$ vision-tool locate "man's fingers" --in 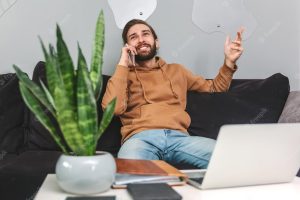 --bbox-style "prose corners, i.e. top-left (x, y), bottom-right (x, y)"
top-left (125, 43), bottom-right (137, 55)
top-left (232, 41), bottom-right (241, 46)
top-left (235, 27), bottom-right (245, 42)
top-left (233, 27), bottom-right (244, 42)
top-left (225, 36), bottom-right (231, 46)
top-left (230, 46), bottom-right (243, 52)
top-left (237, 32), bottom-right (242, 41)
